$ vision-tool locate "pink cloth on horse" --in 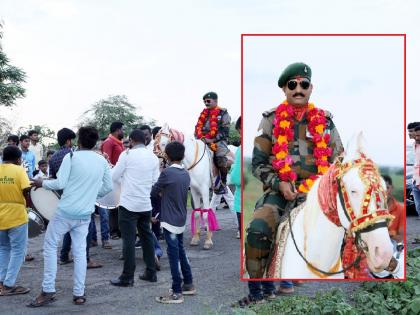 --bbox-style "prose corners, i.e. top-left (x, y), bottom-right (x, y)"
top-left (190, 208), bottom-right (220, 235)
top-left (170, 128), bottom-right (184, 144)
